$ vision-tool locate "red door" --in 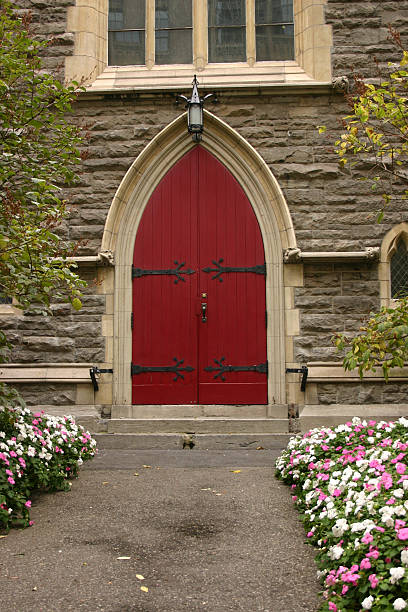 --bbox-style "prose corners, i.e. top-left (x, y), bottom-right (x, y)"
top-left (132, 147), bottom-right (267, 405)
